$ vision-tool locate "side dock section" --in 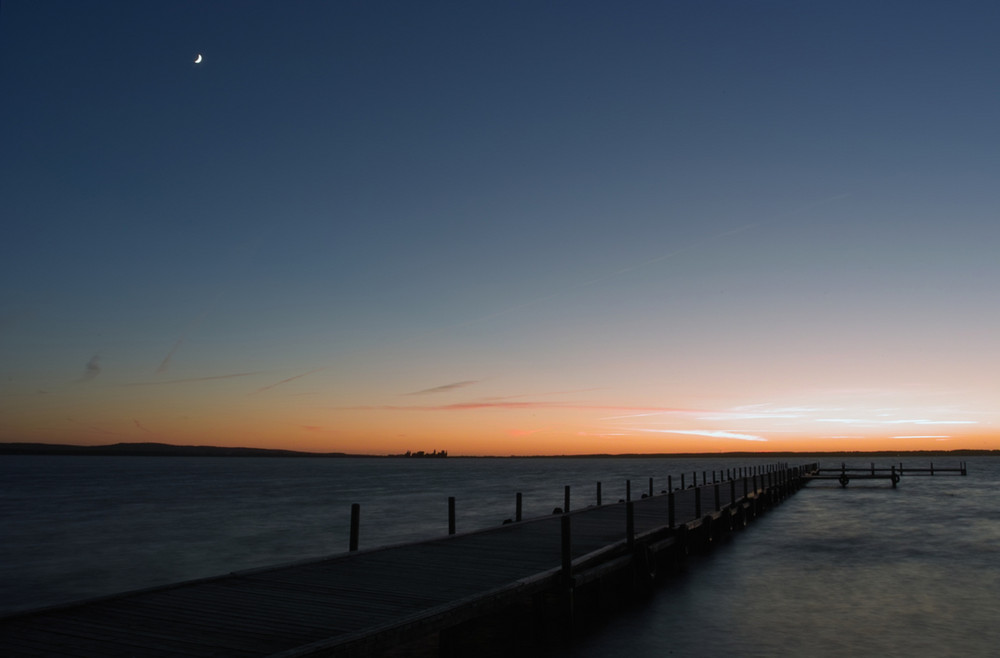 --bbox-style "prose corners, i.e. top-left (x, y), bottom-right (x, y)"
top-left (1, 463), bottom-right (816, 657)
